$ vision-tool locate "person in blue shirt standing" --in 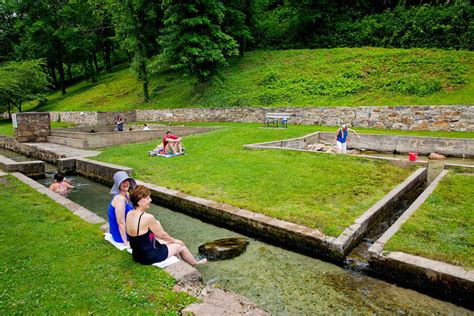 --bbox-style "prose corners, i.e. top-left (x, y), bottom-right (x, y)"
top-left (334, 124), bottom-right (360, 154)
